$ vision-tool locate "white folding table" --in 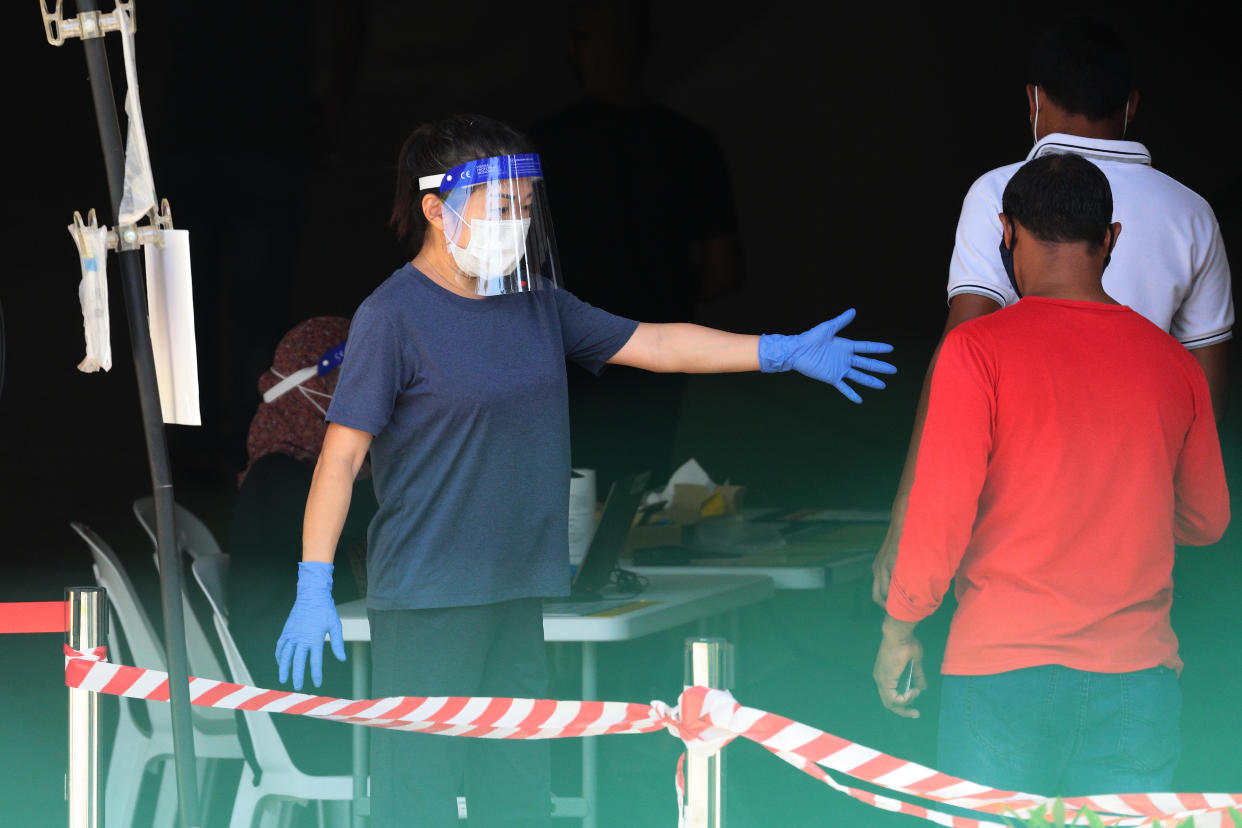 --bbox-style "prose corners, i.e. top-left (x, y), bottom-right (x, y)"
top-left (337, 572), bottom-right (775, 827)
top-left (621, 551), bottom-right (876, 590)
top-left (621, 508), bottom-right (890, 591)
